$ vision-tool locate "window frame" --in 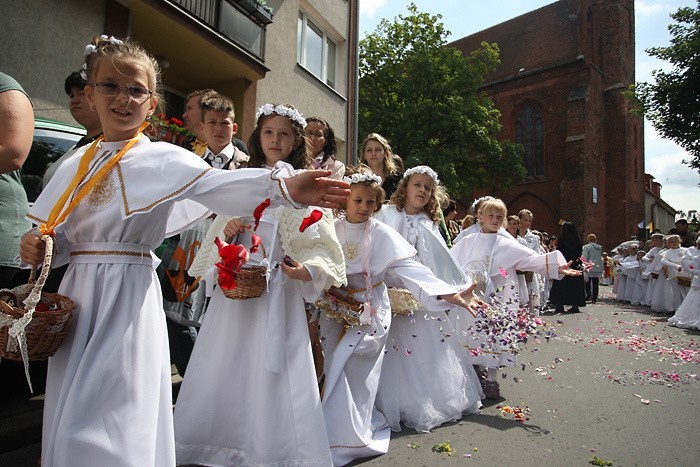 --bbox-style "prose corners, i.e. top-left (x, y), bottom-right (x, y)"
top-left (515, 104), bottom-right (545, 179)
top-left (297, 10), bottom-right (337, 89)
